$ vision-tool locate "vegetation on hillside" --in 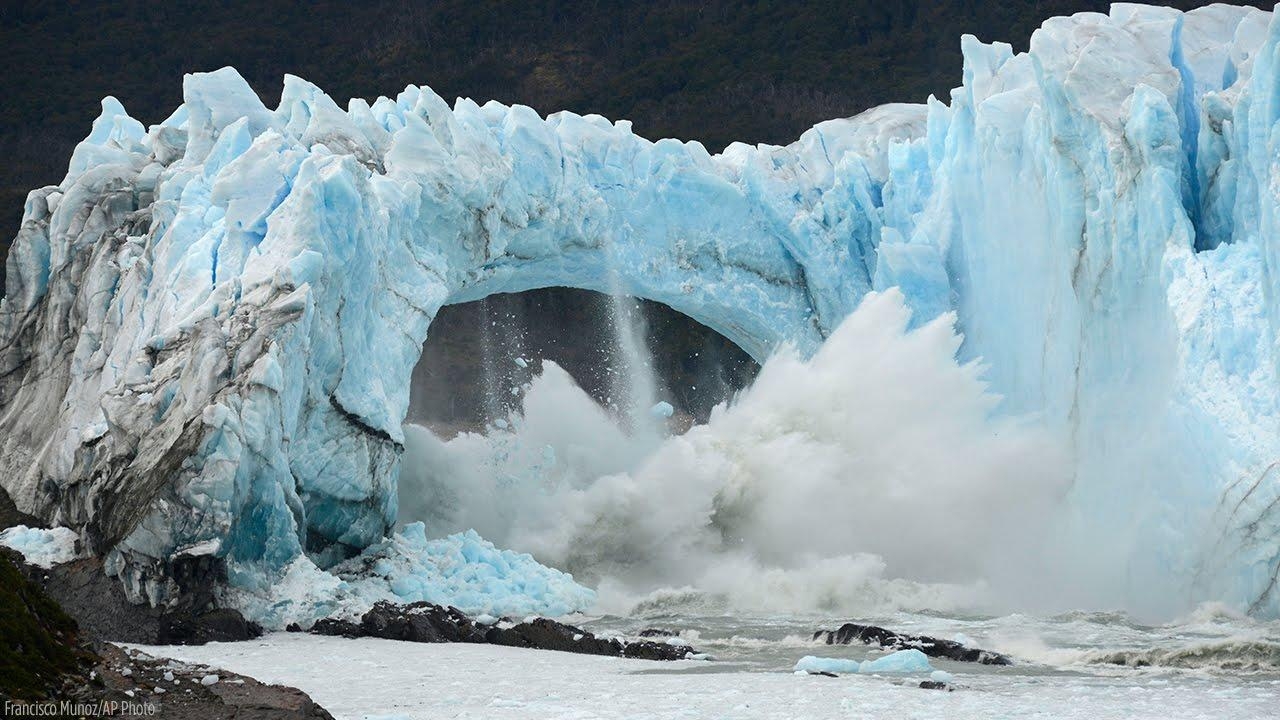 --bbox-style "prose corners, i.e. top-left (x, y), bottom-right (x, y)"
top-left (0, 551), bottom-right (94, 701)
